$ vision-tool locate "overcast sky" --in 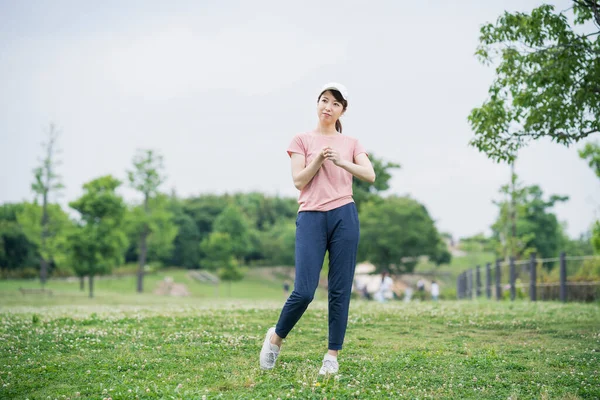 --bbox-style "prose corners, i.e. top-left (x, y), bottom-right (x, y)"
top-left (1, 0), bottom-right (598, 240)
